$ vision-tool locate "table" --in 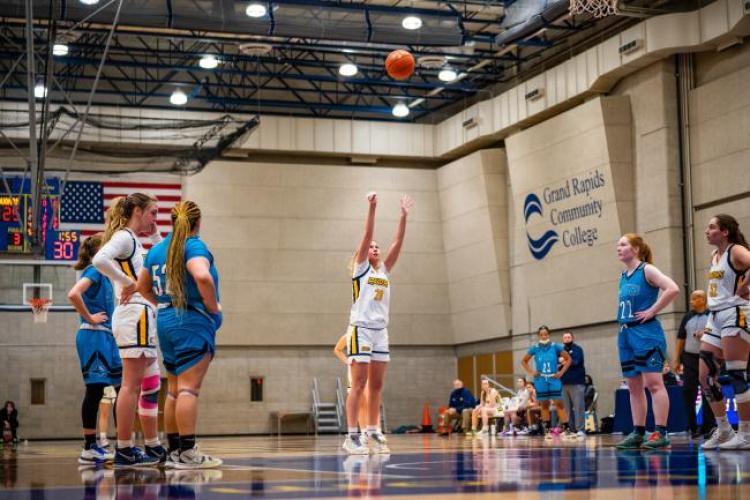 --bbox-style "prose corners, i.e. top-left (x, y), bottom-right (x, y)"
top-left (613, 385), bottom-right (688, 434)
top-left (271, 411), bottom-right (314, 437)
